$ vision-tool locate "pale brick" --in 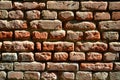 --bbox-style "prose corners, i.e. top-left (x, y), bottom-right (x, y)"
top-left (0, 71), bottom-right (6, 80)
top-left (76, 12), bottom-right (93, 20)
top-left (0, 20), bottom-right (9, 30)
top-left (2, 53), bottom-right (17, 61)
top-left (0, 1), bottom-right (12, 9)
top-left (109, 2), bottom-right (120, 10)
top-left (80, 63), bottom-right (113, 71)
top-left (60, 72), bottom-right (74, 80)
top-left (35, 52), bottom-right (51, 61)
top-left (109, 42), bottom-right (120, 51)
top-left (66, 30), bottom-right (83, 41)
top-left (14, 62), bottom-right (45, 71)
top-left (93, 72), bottom-right (108, 80)
top-left (42, 10), bottom-right (57, 20)
top-left (47, 1), bottom-right (79, 10)
top-left (114, 63), bottom-right (120, 70)
top-left (0, 31), bottom-right (13, 40)
top-left (0, 63), bottom-right (13, 70)
top-left (70, 52), bottom-right (85, 61)
top-left (94, 12), bottom-right (110, 20)
top-left (85, 30), bottom-right (100, 40)
top-left (38, 3), bottom-right (45, 9)
top-left (76, 71), bottom-right (92, 80)
top-left (87, 52), bottom-right (102, 61)
top-left (47, 62), bottom-right (78, 71)
top-left (99, 21), bottom-right (120, 30)
top-left (75, 42), bottom-right (108, 52)
top-left (41, 72), bottom-right (57, 80)
top-left (49, 30), bottom-right (65, 40)
top-left (24, 71), bottom-right (40, 80)
top-left (19, 52), bottom-right (34, 62)
top-left (0, 10), bottom-right (8, 19)
top-left (81, 1), bottom-right (107, 10)
top-left (9, 10), bottom-right (24, 19)
top-left (110, 72), bottom-right (120, 80)
top-left (13, 2), bottom-right (23, 9)
top-left (0, 42), bottom-right (2, 51)
top-left (104, 52), bottom-right (119, 61)
top-left (8, 71), bottom-right (23, 80)
top-left (65, 21), bottom-right (96, 30)
top-left (30, 20), bottom-right (62, 30)
top-left (26, 10), bottom-right (40, 20)
top-left (102, 32), bottom-right (119, 41)
top-left (36, 42), bottom-right (41, 51)
top-left (15, 30), bottom-right (30, 40)
top-left (58, 11), bottom-right (74, 21)
top-left (112, 12), bottom-right (120, 20)
top-left (53, 52), bottom-right (68, 61)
